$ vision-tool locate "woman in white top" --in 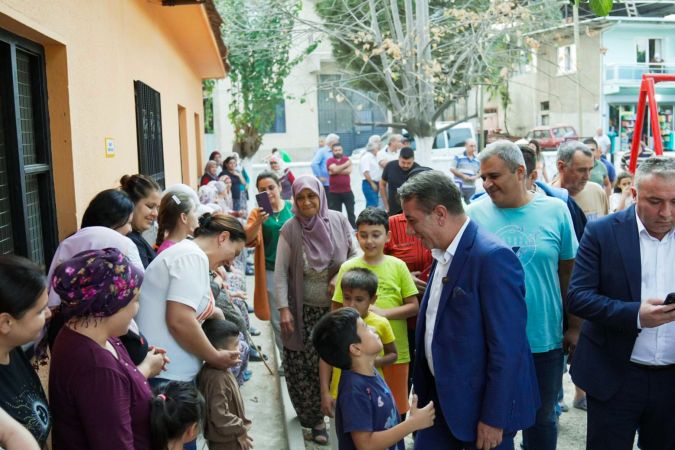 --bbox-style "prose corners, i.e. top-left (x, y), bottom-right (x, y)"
top-left (136, 212), bottom-right (246, 384)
